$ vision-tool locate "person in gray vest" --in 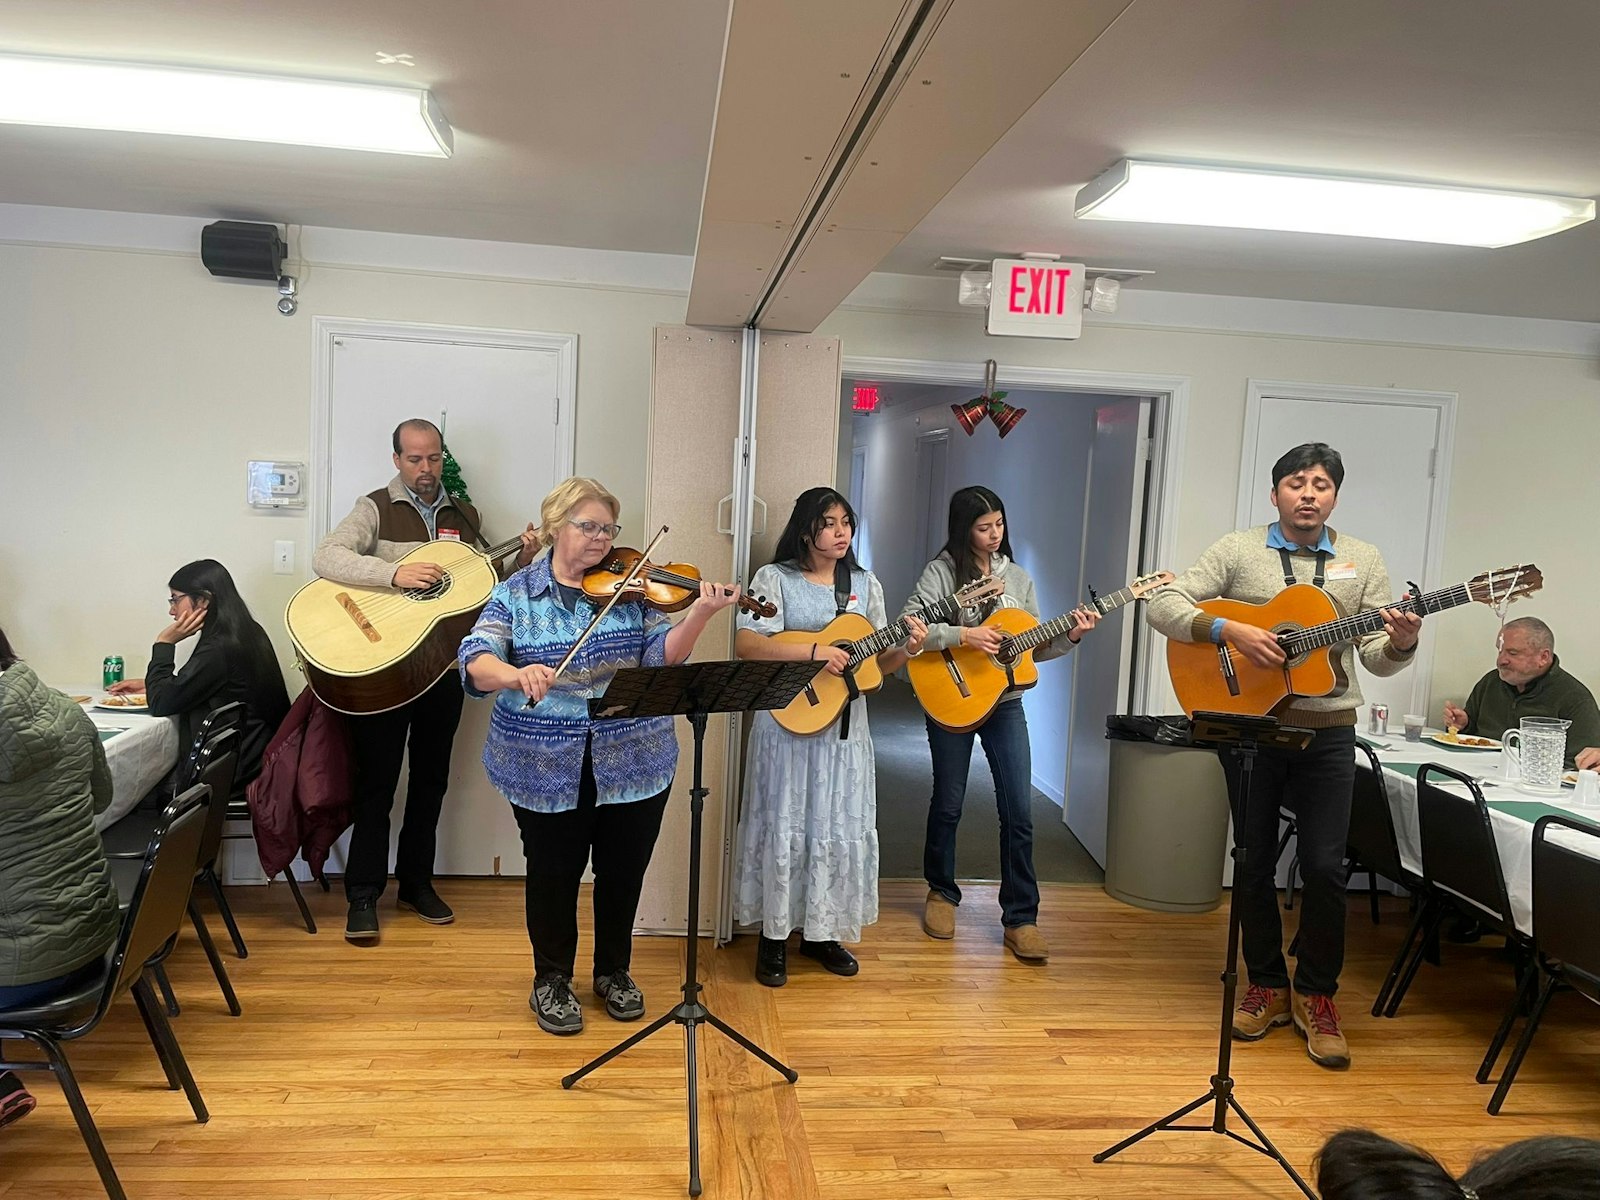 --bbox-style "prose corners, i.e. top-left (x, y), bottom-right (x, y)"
top-left (314, 418), bottom-right (536, 942)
